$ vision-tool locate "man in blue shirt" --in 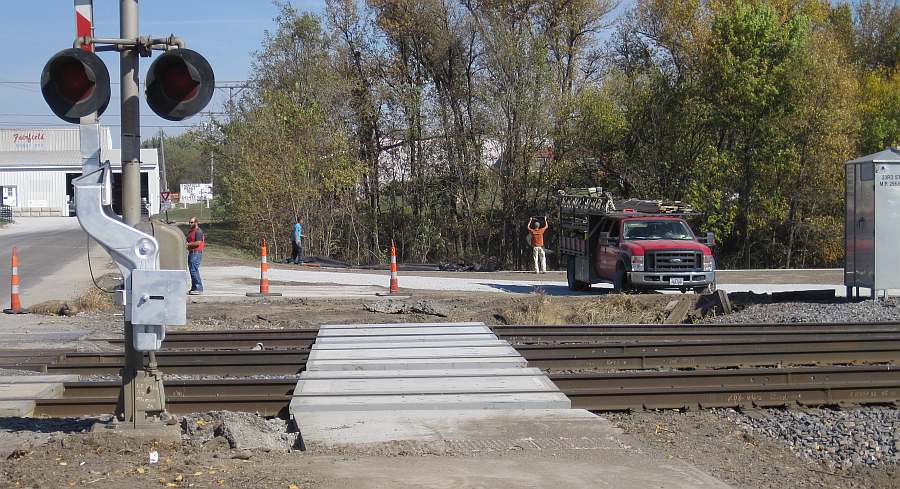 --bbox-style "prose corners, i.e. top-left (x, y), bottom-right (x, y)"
top-left (291, 216), bottom-right (305, 264)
